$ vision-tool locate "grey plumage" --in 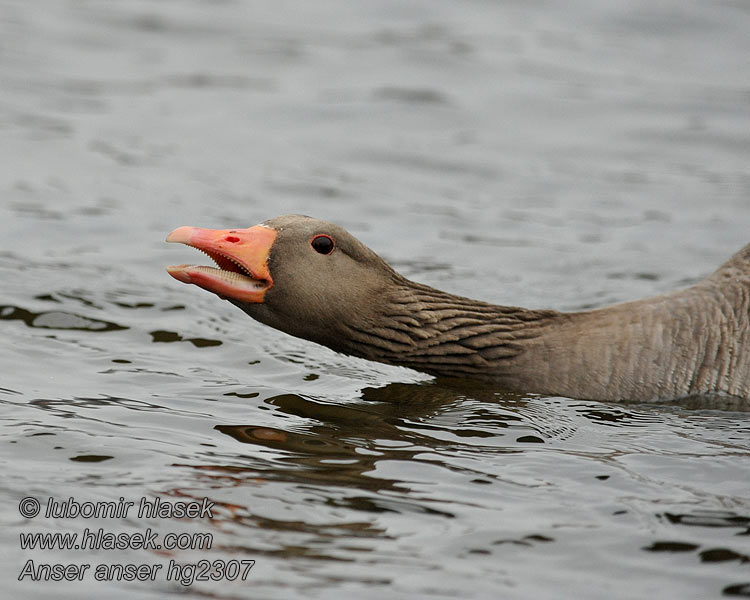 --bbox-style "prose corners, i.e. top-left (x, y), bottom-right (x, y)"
top-left (176, 215), bottom-right (750, 403)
